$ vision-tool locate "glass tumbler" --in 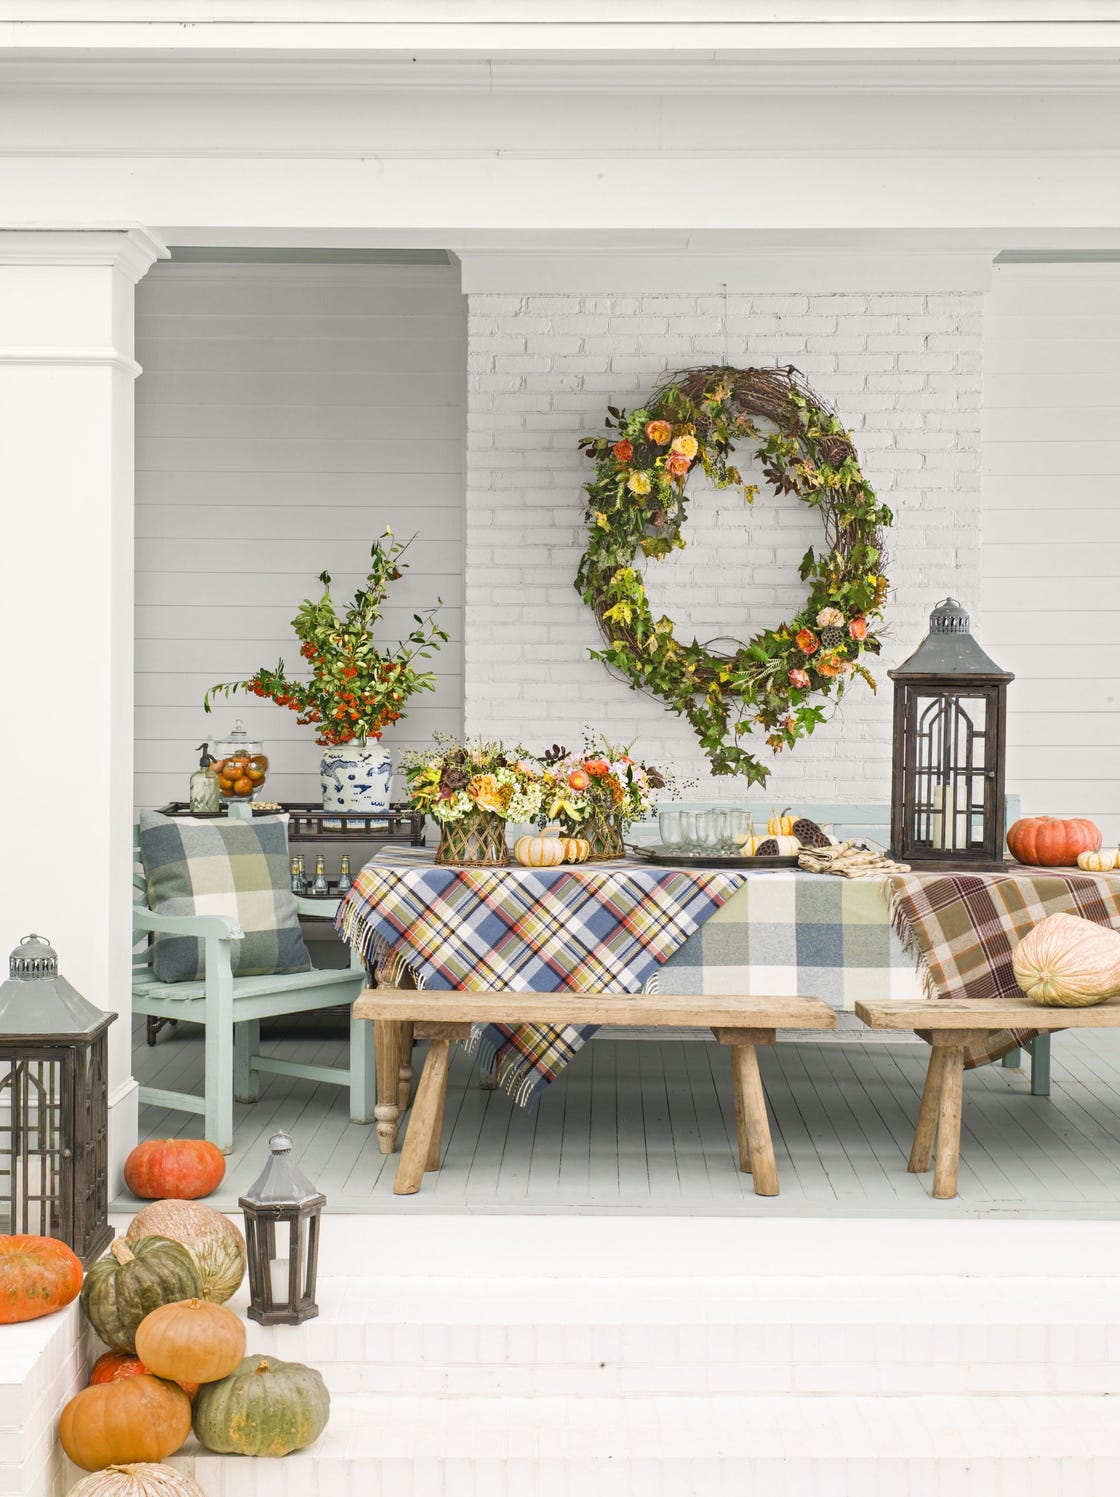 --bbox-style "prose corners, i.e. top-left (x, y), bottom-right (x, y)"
top-left (658, 810), bottom-right (683, 850)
